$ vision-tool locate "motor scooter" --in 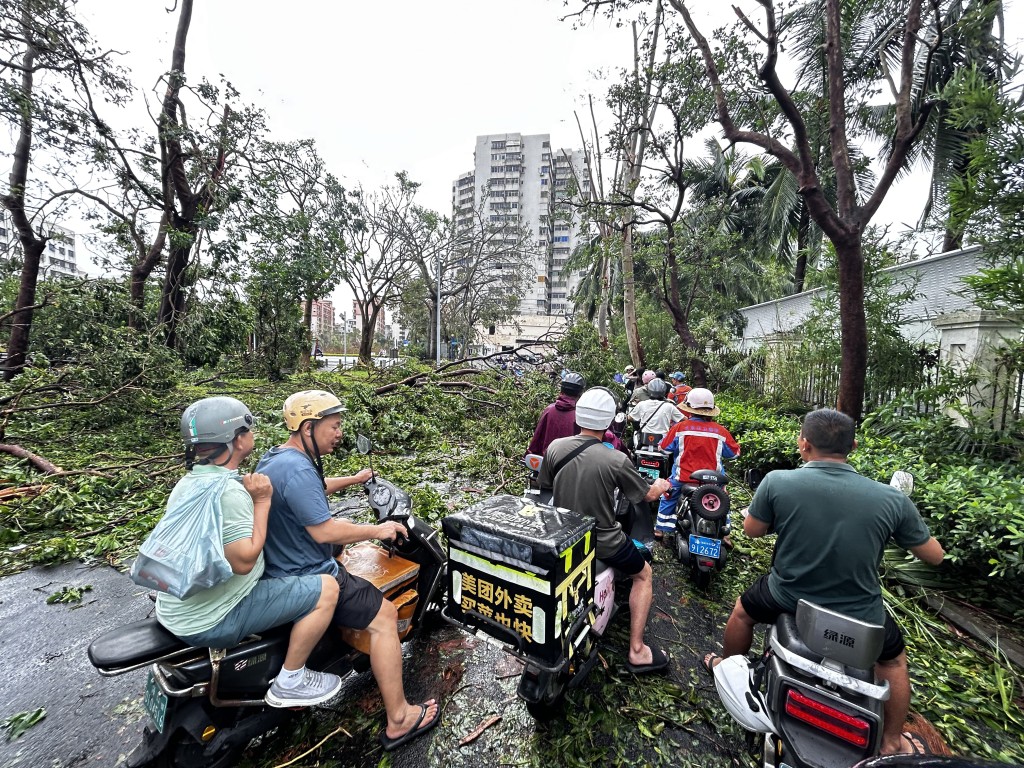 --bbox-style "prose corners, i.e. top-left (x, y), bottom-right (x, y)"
top-left (444, 451), bottom-right (651, 719)
top-left (673, 469), bottom-right (731, 589)
top-left (87, 436), bottom-right (446, 768)
top-left (713, 471), bottom-right (921, 768)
